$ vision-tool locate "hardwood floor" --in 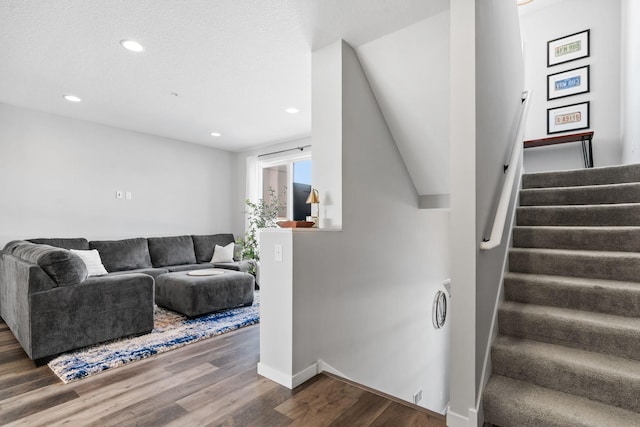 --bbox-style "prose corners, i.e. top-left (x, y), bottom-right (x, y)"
top-left (0, 319), bottom-right (445, 426)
